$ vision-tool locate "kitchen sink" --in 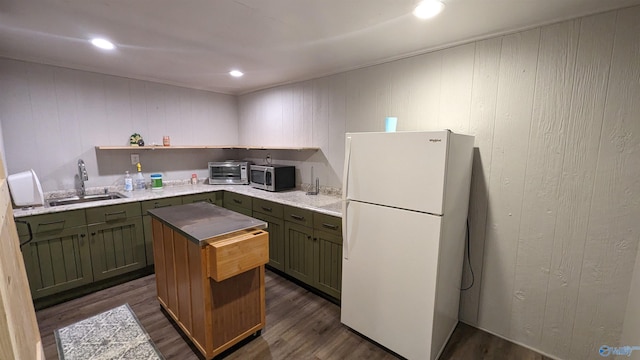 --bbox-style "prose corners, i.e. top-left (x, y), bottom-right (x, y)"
top-left (48, 193), bottom-right (126, 207)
